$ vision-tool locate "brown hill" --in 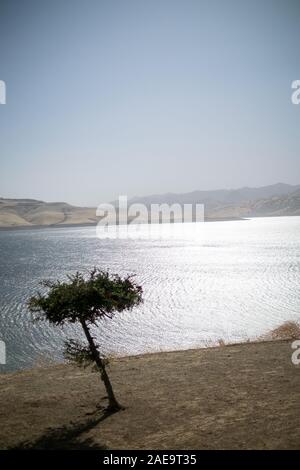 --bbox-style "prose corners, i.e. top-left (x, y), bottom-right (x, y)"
top-left (0, 198), bottom-right (98, 228)
top-left (1, 184), bottom-right (300, 228)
